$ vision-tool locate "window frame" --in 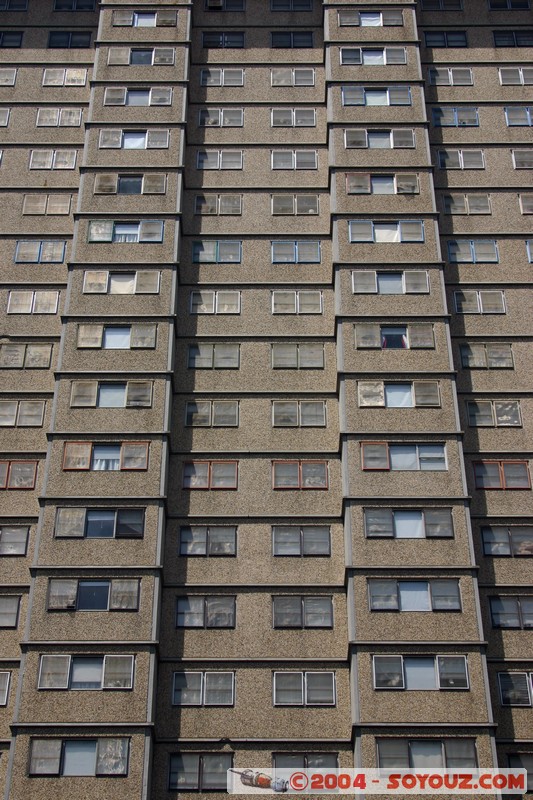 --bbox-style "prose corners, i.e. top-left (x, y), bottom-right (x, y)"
top-left (61, 442), bottom-right (149, 472)
top-left (272, 525), bottom-right (331, 557)
top-left (54, 507), bottom-right (146, 540)
top-left (179, 525), bottom-right (237, 557)
top-left (373, 655), bottom-right (469, 691)
top-left (172, 670), bottom-right (235, 706)
top-left (272, 460), bottom-right (329, 490)
top-left (473, 460), bottom-right (531, 490)
top-left (482, 525), bottom-right (533, 557)
top-left (29, 738), bottom-right (130, 776)
top-left (273, 671), bottom-right (336, 706)
top-left (368, 579), bottom-right (462, 612)
top-left (364, 507), bottom-right (454, 540)
top-left (175, 595), bottom-right (236, 629)
top-left (182, 461), bottom-right (239, 490)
